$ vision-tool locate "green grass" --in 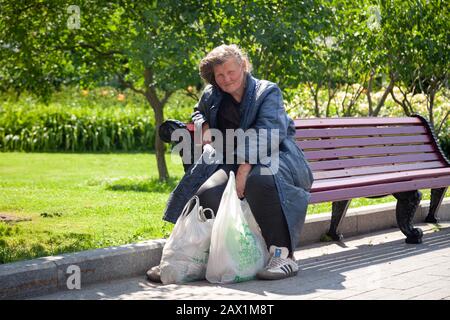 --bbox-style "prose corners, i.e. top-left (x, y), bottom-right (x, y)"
top-left (0, 152), bottom-right (185, 264)
top-left (0, 152), bottom-right (449, 264)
